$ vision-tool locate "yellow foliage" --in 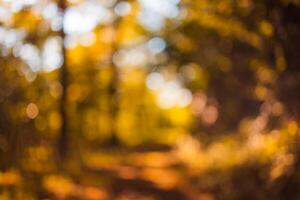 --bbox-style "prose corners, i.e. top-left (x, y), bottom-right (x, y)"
top-left (287, 121), bottom-right (298, 136)
top-left (167, 108), bottom-right (192, 127)
top-left (48, 111), bottom-right (62, 131)
top-left (259, 20), bottom-right (274, 37)
top-left (188, 10), bottom-right (261, 48)
top-left (0, 170), bottom-right (21, 186)
top-left (43, 175), bottom-right (73, 199)
top-left (12, 10), bottom-right (42, 33)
